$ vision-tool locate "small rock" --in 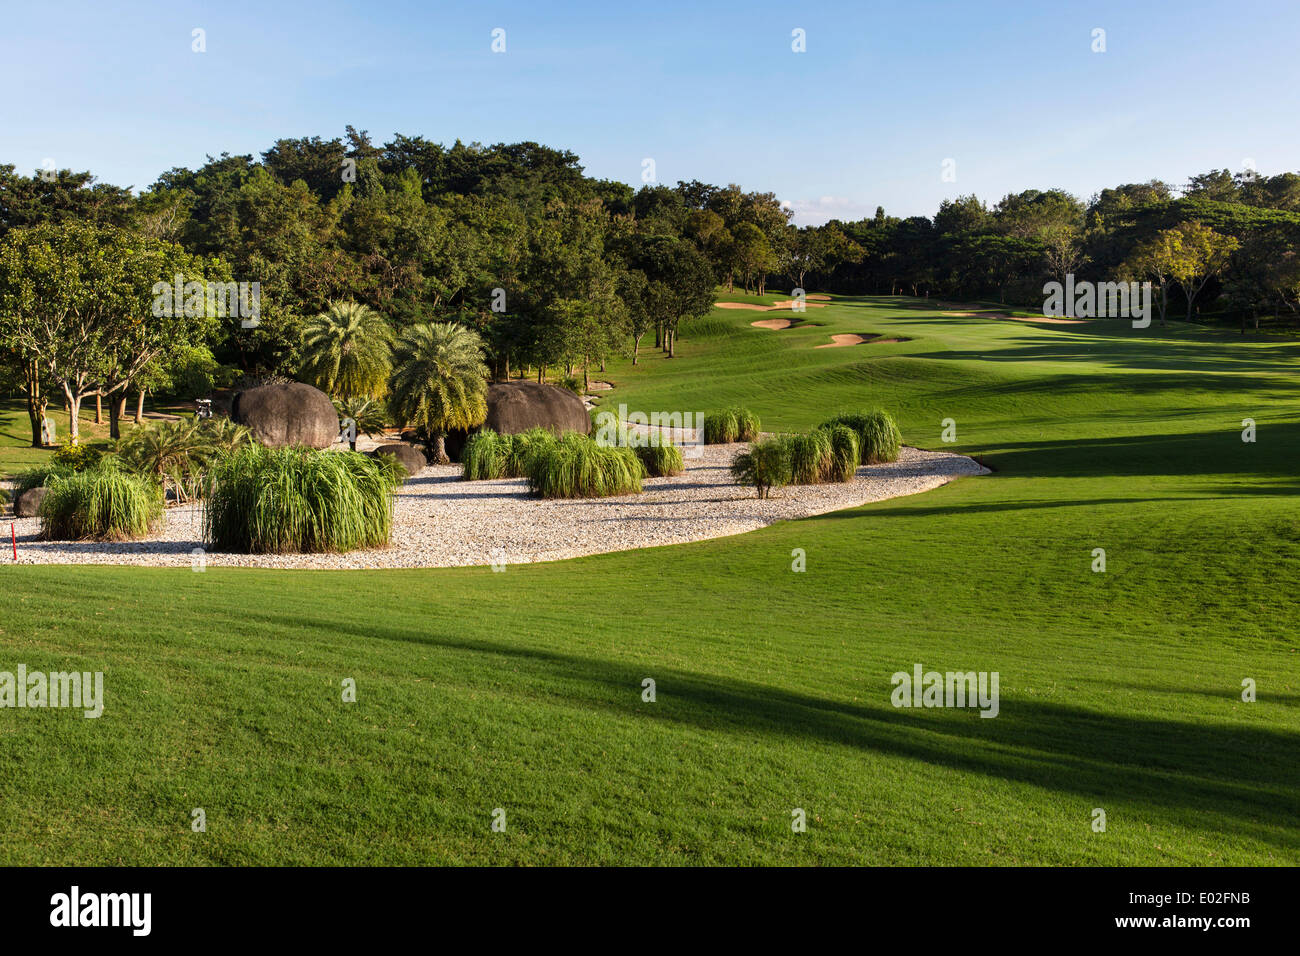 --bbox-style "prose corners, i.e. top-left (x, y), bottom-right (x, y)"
top-left (371, 443), bottom-right (427, 478)
top-left (15, 486), bottom-right (47, 518)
